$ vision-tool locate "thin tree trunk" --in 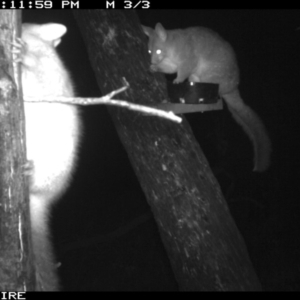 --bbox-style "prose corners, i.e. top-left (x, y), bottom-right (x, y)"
top-left (0, 10), bottom-right (34, 291)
